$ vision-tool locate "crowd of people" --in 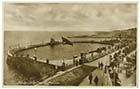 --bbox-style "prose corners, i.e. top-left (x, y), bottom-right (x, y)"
top-left (107, 42), bottom-right (136, 86)
top-left (86, 40), bottom-right (136, 86)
